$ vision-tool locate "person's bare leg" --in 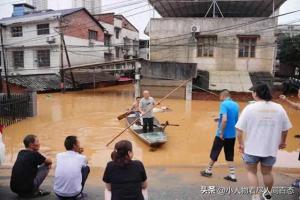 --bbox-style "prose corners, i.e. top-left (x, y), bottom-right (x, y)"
top-left (261, 164), bottom-right (273, 192)
top-left (245, 163), bottom-right (259, 200)
top-left (245, 163), bottom-right (259, 187)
